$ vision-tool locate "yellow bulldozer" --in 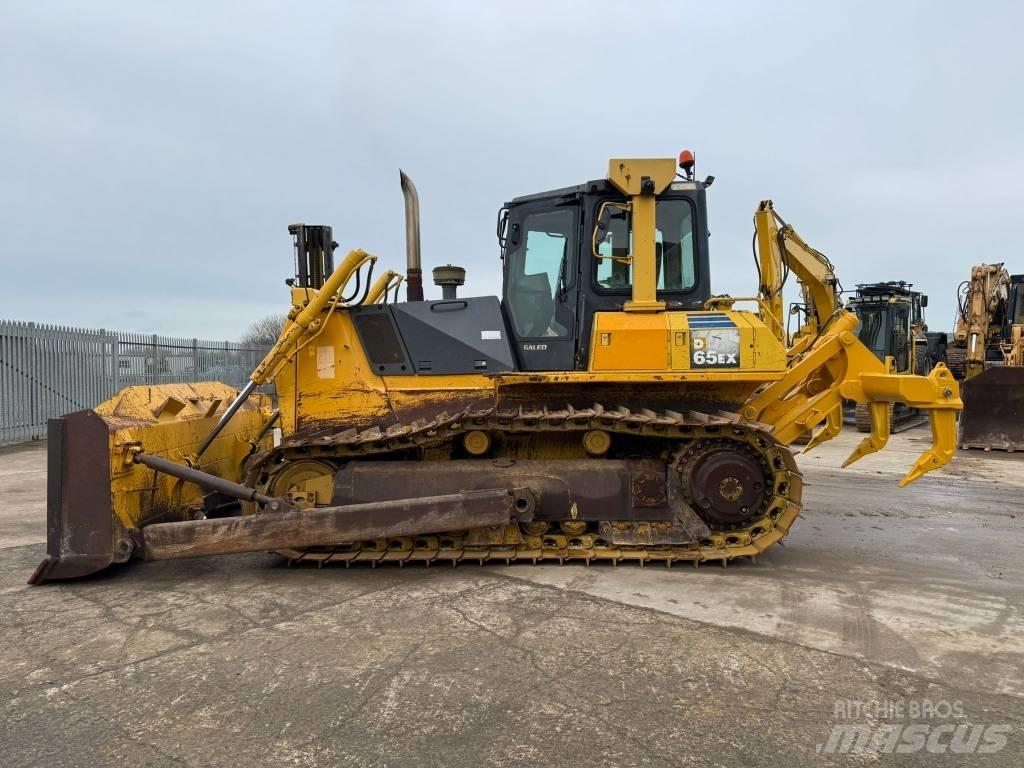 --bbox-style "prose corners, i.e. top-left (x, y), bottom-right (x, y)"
top-left (845, 281), bottom-right (936, 433)
top-left (30, 154), bottom-right (962, 583)
top-left (949, 263), bottom-right (1024, 450)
